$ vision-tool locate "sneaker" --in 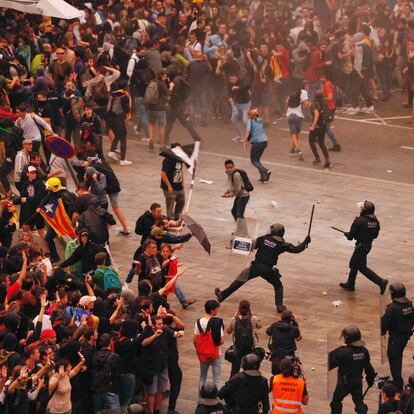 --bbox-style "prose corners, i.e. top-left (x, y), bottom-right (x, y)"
top-left (149, 139), bottom-right (154, 150)
top-left (118, 228), bottom-right (131, 236)
top-left (141, 137), bottom-right (151, 143)
top-left (120, 159), bottom-right (132, 166)
top-left (133, 125), bottom-right (140, 135)
top-left (380, 279), bottom-right (388, 295)
top-left (339, 282), bottom-right (355, 292)
top-left (313, 159), bottom-right (321, 165)
top-left (329, 145), bottom-right (342, 152)
top-left (276, 305), bottom-right (287, 313)
top-left (214, 288), bottom-right (223, 302)
top-left (182, 299), bottom-right (197, 309)
top-left (361, 106), bottom-right (374, 113)
top-left (298, 152), bottom-right (304, 161)
top-left (107, 151), bottom-right (118, 161)
top-left (115, 149), bottom-right (121, 154)
top-left (289, 148), bottom-right (300, 156)
top-left (232, 136), bottom-right (243, 142)
top-left (264, 170), bottom-right (271, 182)
top-left (324, 162), bottom-right (332, 170)
top-left (345, 107), bottom-right (358, 115)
